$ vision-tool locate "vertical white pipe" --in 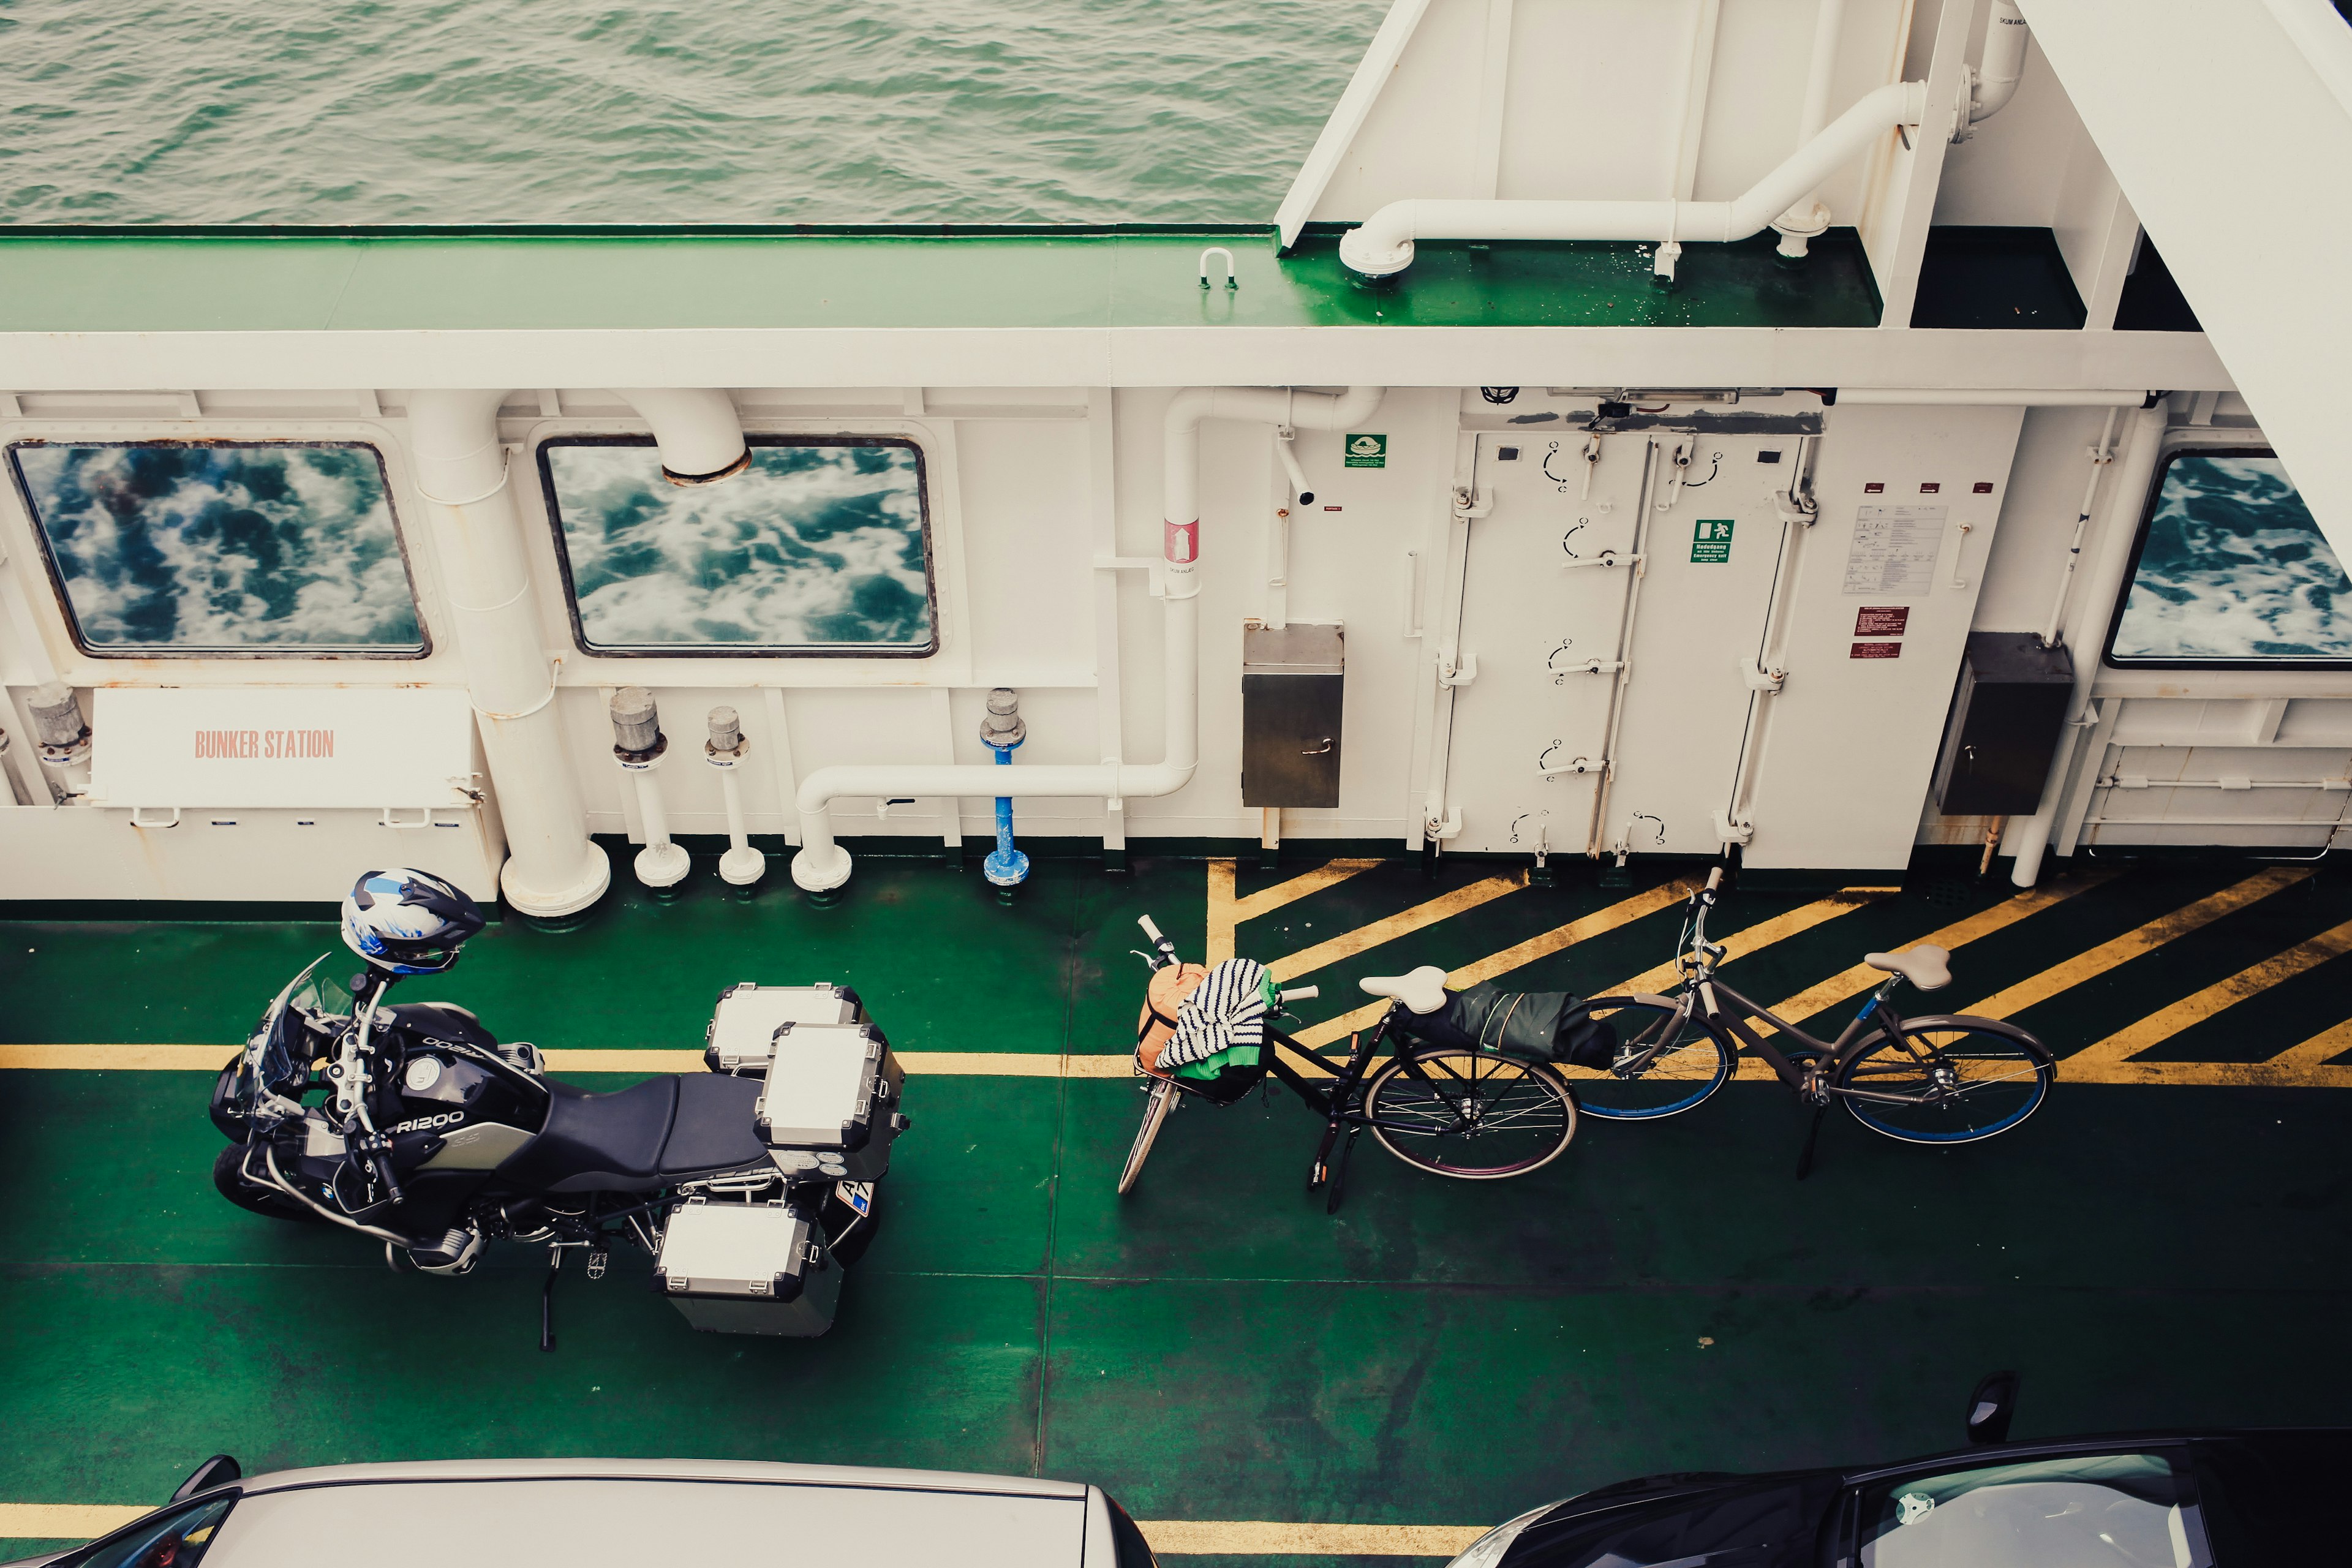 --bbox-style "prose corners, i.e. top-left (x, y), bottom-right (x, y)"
top-left (2039, 407), bottom-right (2120, 648)
top-left (2005, 404), bottom-right (2167, 887)
top-left (407, 390), bottom-right (611, 917)
top-left (1772, 0), bottom-right (1849, 256)
top-left (1669, 0), bottom-right (1722, 201)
